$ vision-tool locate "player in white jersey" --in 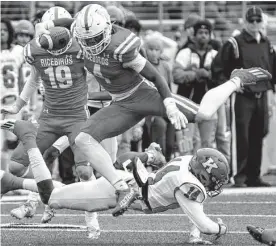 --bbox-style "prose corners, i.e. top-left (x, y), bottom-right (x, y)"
top-left (1, 18), bottom-right (25, 171)
top-left (1, 120), bottom-right (229, 243)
